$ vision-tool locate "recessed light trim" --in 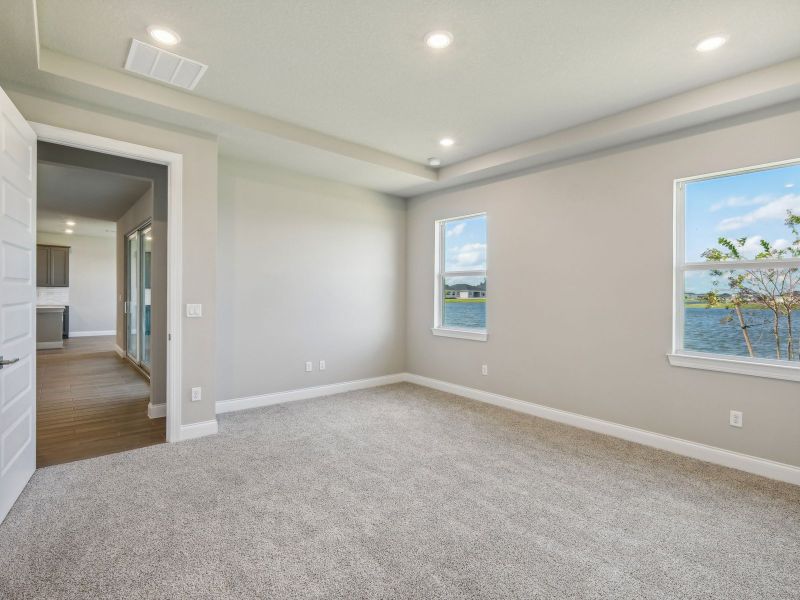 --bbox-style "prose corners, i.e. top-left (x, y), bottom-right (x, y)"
top-left (148, 25), bottom-right (181, 46)
top-left (439, 137), bottom-right (455, 148)
top-left (696, 35), bottom-right (727, 52)
top-left (65, 229), bottom-right (74, 234)
top-left (65, 220), bottom-right (76, 226)
top-left (424, 30), bottom-right (453, 49)
top-left (428, 157), bottom-right (442, 167)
